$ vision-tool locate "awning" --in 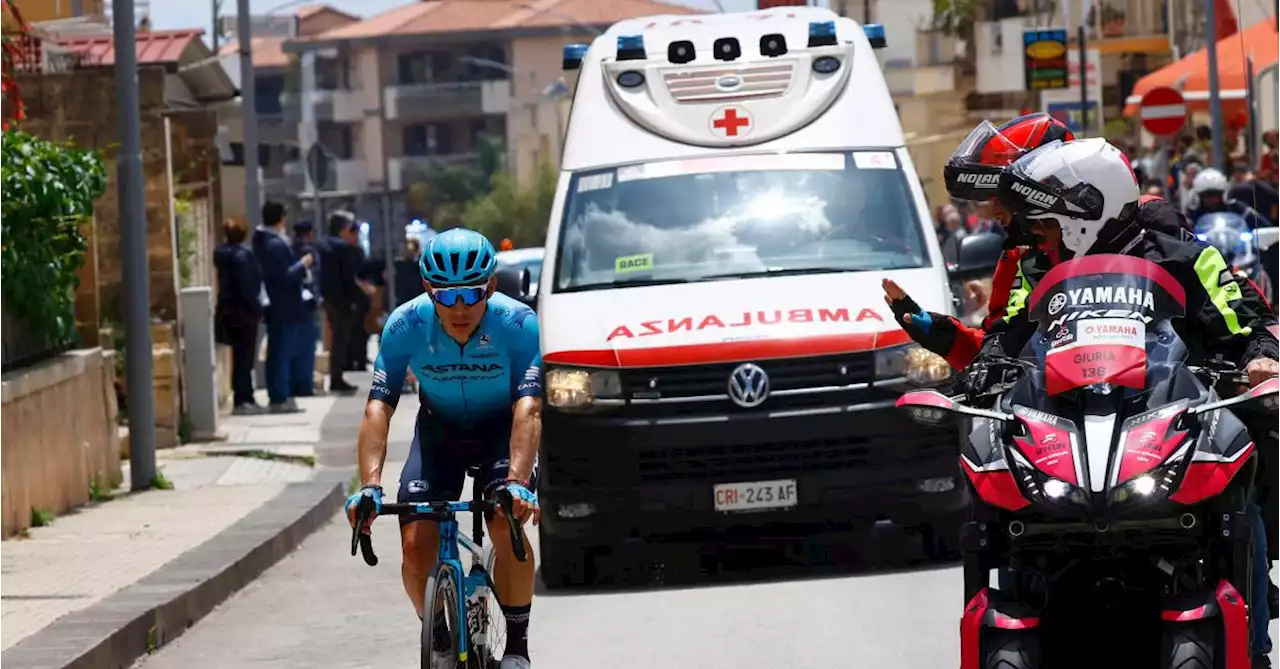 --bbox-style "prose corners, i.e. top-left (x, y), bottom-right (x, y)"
top-left (1123, 17), bottom-right (1278, 117)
